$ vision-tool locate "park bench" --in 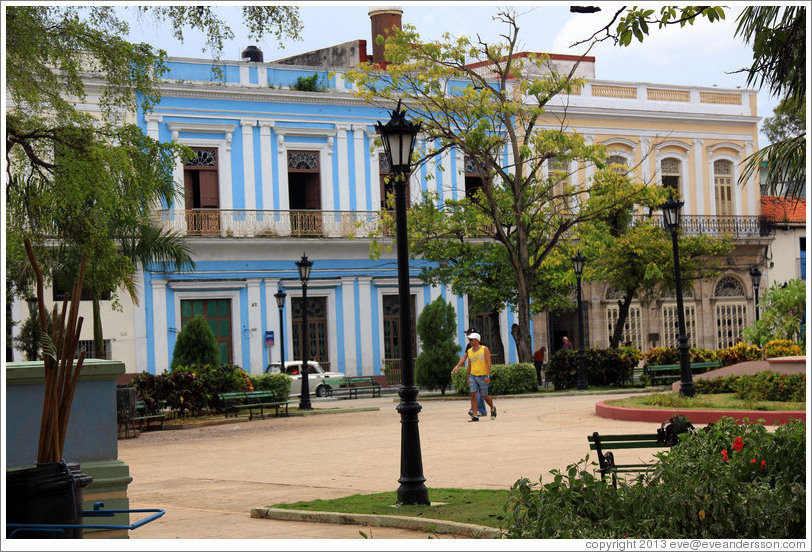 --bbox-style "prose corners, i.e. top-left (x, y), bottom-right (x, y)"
top-left (132, 399), bottom-right (165, 432)
top-left (218, 390), bottom-right (291, 420)
top-left (324, 376), bottom-right (381, 399)
top-left (587, 431), bottom-right (668, 488)
top-left (645, 361), bottom-right (722, 385)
